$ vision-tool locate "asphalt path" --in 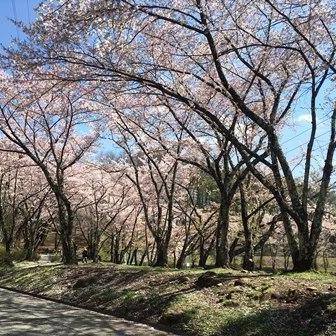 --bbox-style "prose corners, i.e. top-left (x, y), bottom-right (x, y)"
top-left (0, 287), bottom-right (175, 335)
